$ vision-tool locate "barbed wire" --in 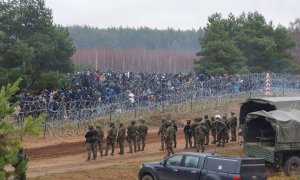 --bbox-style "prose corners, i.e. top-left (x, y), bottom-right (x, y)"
top-left (13, 73), bottom-right (300, 137)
